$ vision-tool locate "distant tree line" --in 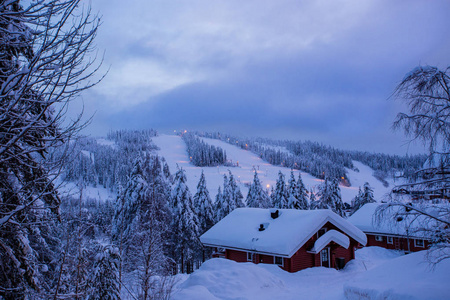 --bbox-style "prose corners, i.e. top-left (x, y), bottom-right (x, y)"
top-left (195, 131), bottom-right (426, 184)
top-left (181, 132), bottom-right (228, 167)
